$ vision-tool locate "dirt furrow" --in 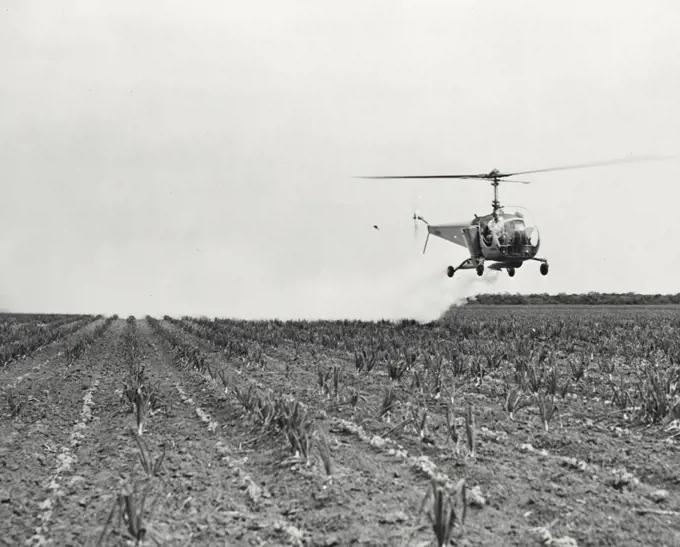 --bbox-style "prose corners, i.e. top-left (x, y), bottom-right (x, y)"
top-left (153, 320), bottom-right (481, 546)
top-left (42, 319), bottom-right (157, 546)
top-left (95, 318), bottom-right (314, 546)
top-left (0, 320), bottom-right (117, 546)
